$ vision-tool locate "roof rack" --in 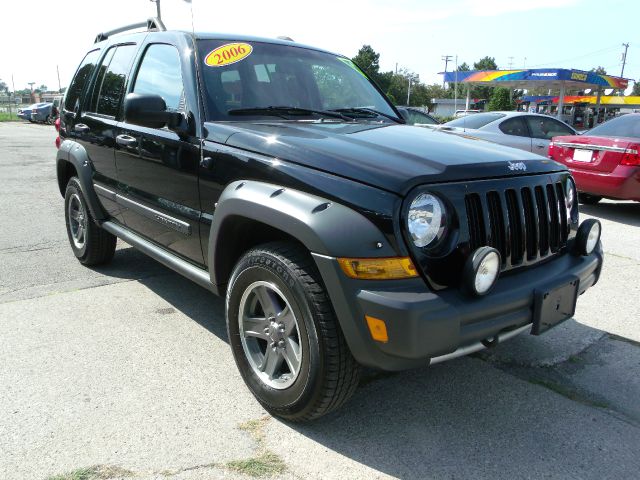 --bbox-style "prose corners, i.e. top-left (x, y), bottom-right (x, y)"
top-left (94, 17), bottom-right (166, 44)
